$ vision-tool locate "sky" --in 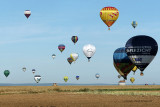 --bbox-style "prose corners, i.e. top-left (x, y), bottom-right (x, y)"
top-left (0, 0), bottom-right (159, 84)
